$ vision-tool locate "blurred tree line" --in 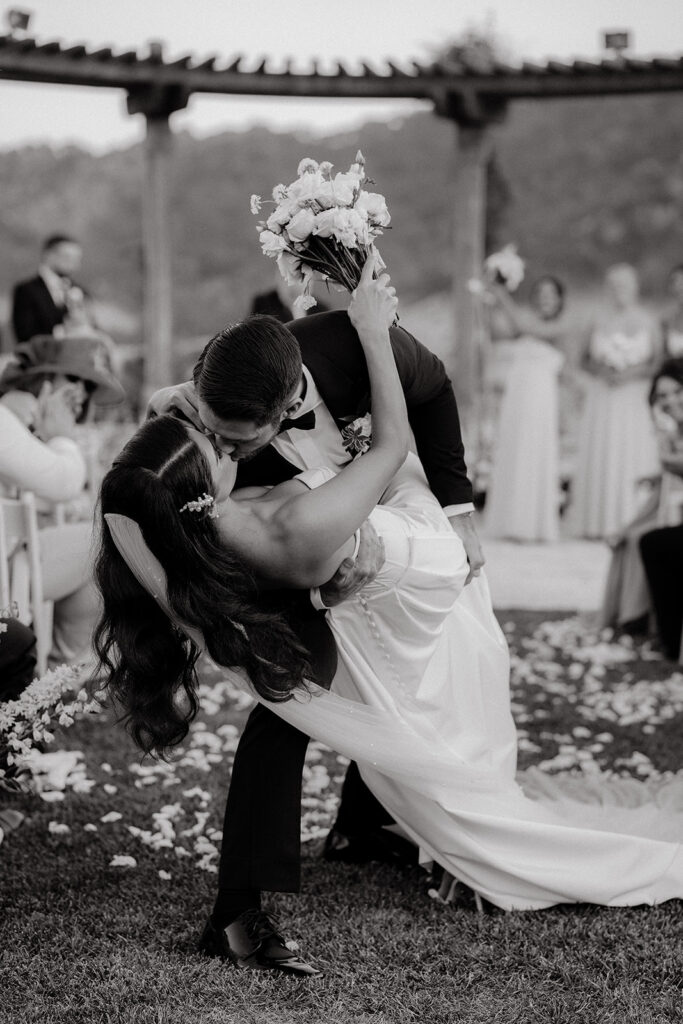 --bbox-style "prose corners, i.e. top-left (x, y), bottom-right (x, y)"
top-left (1, 89), bottom-right (683, 341)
